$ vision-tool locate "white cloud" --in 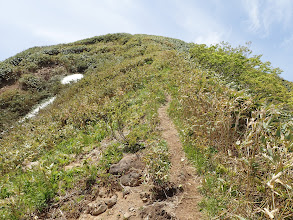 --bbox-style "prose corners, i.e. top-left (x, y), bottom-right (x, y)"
top-left (32, 27), bottom-right (87, 43)
top-left (194, 32), bottom-right (224, 45)
top-left (0, 0), bottom-right (141, 44)
top-left (281, 34), bottom-right (293, 47)
top-left (173, 0), bottom-right (231, 45)
top-left (243, 0), bottom-right (261, 32)
top-left (242, 0), bottom-right (293, 36)
top-left (64, 0), bottom-right (140, 33)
